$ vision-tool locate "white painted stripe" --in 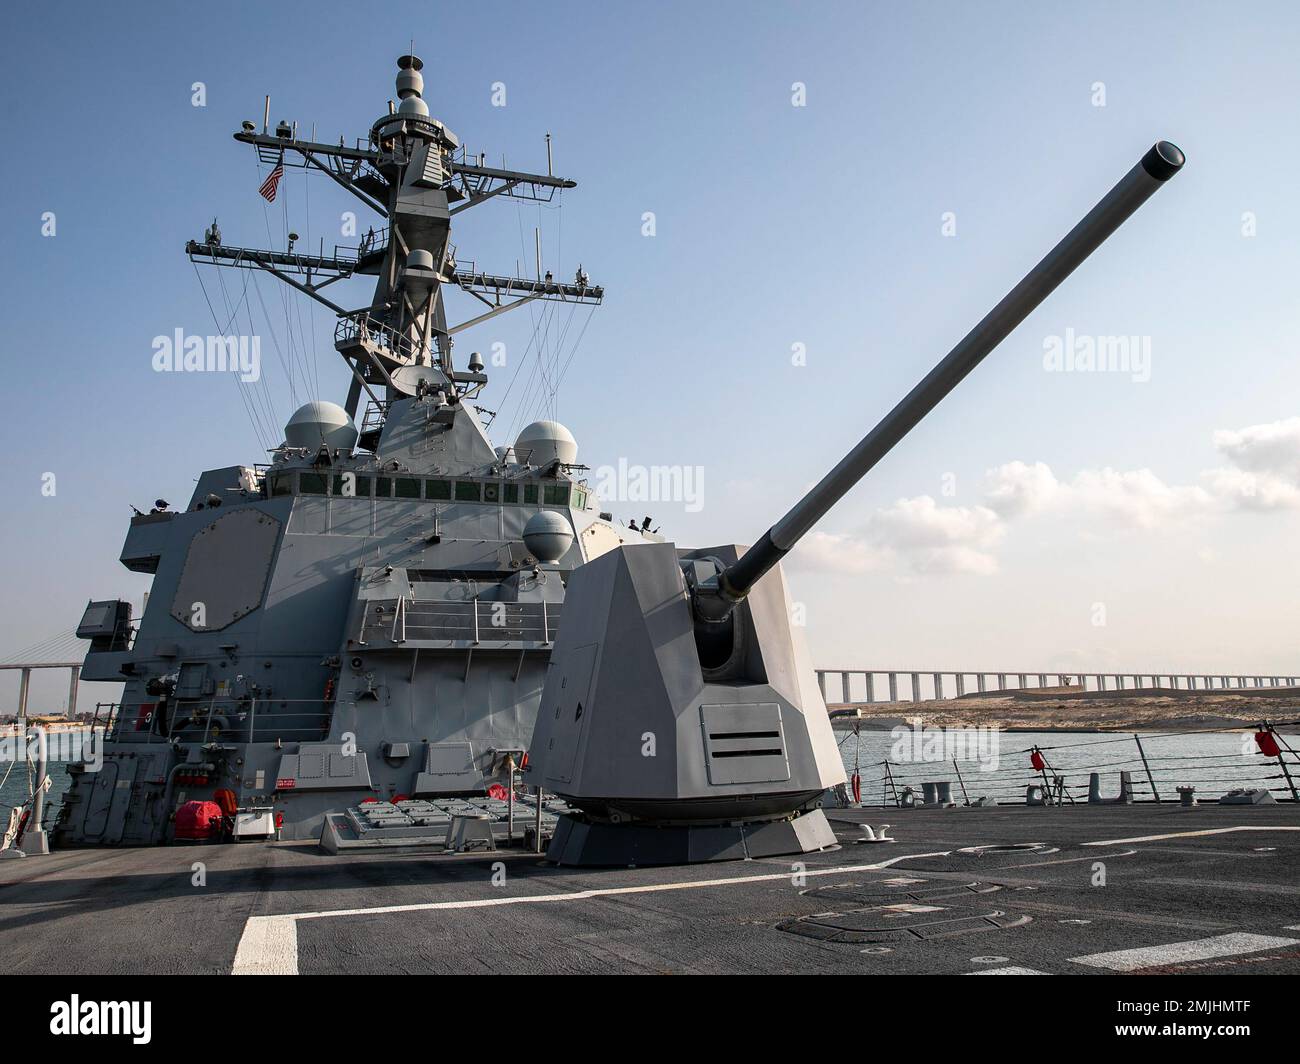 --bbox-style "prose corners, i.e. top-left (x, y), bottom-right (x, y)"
top-left (280, 851), bottom-right (952, 922)
top-left (1083, 826), bottom-right (1300, 847)
top-left (967, 966), bottom-right (1048, 975)
top-left (227, 850), bottom-right (951, 974)
top-left (1070, 932), bottom-right (1299, 972)
top-left (232, 915), bottom-right (299, 976)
